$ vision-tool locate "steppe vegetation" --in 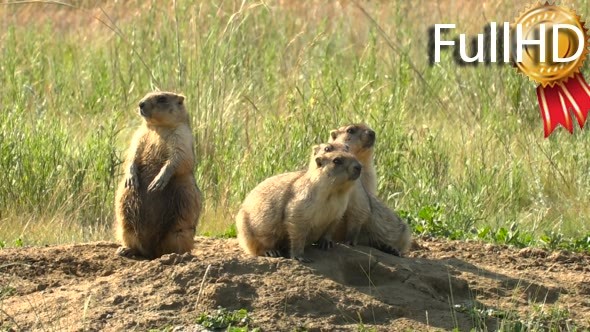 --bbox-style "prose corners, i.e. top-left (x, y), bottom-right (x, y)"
top-left (1, 0), bottom-right (589, 252)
